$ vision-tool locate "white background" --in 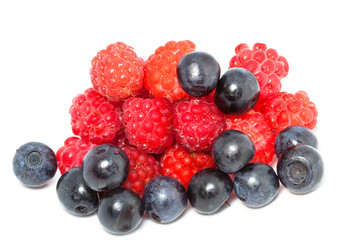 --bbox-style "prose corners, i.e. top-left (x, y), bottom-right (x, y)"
top-left (1, 0), bottom-right (353, 239)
